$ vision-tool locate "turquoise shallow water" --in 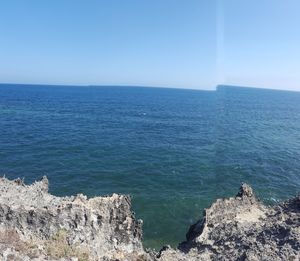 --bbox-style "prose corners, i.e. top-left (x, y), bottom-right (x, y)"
top-left (1, 84), bottom-right (300, 249)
